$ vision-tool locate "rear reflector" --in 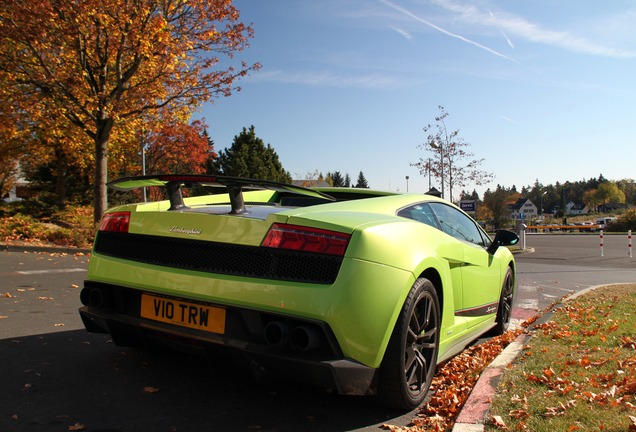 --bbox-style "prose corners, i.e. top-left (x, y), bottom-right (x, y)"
top-left (99, 212), bottom-right (130, 233)
top-left (262, 224), bottom-right (350, 256)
